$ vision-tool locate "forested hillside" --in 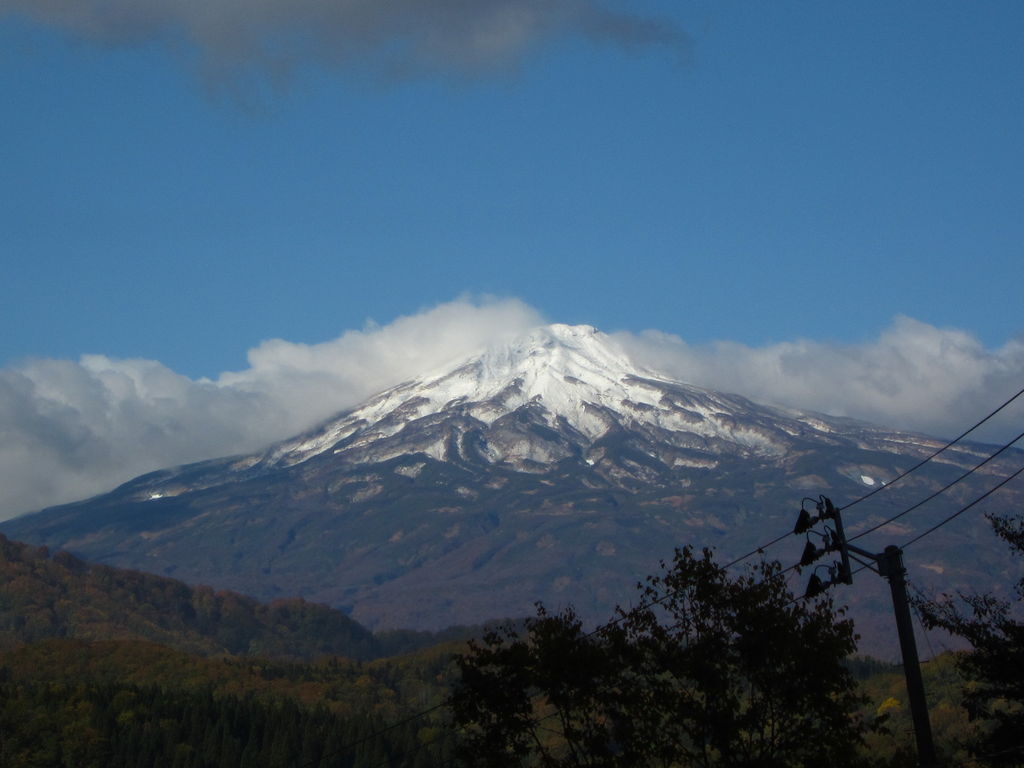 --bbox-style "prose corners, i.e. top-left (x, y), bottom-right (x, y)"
top-left (0, 534), bottom-right (467, 765)
top-left (0, 534), bottom-right (385, 660)
top-left (0, 532), bottom-right (1014, 767)
top-left (0, 638), bottom-right (456, 767)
